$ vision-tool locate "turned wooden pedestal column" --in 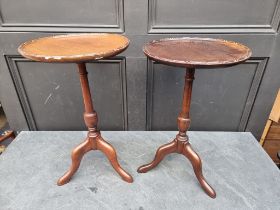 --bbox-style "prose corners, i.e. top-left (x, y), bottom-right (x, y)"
top-left (18, 33), bottom-right (133, 185)
top-left (57, 63), bottom-right (133, 185)
top-left (138, 37), bottom-right (252, 198)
